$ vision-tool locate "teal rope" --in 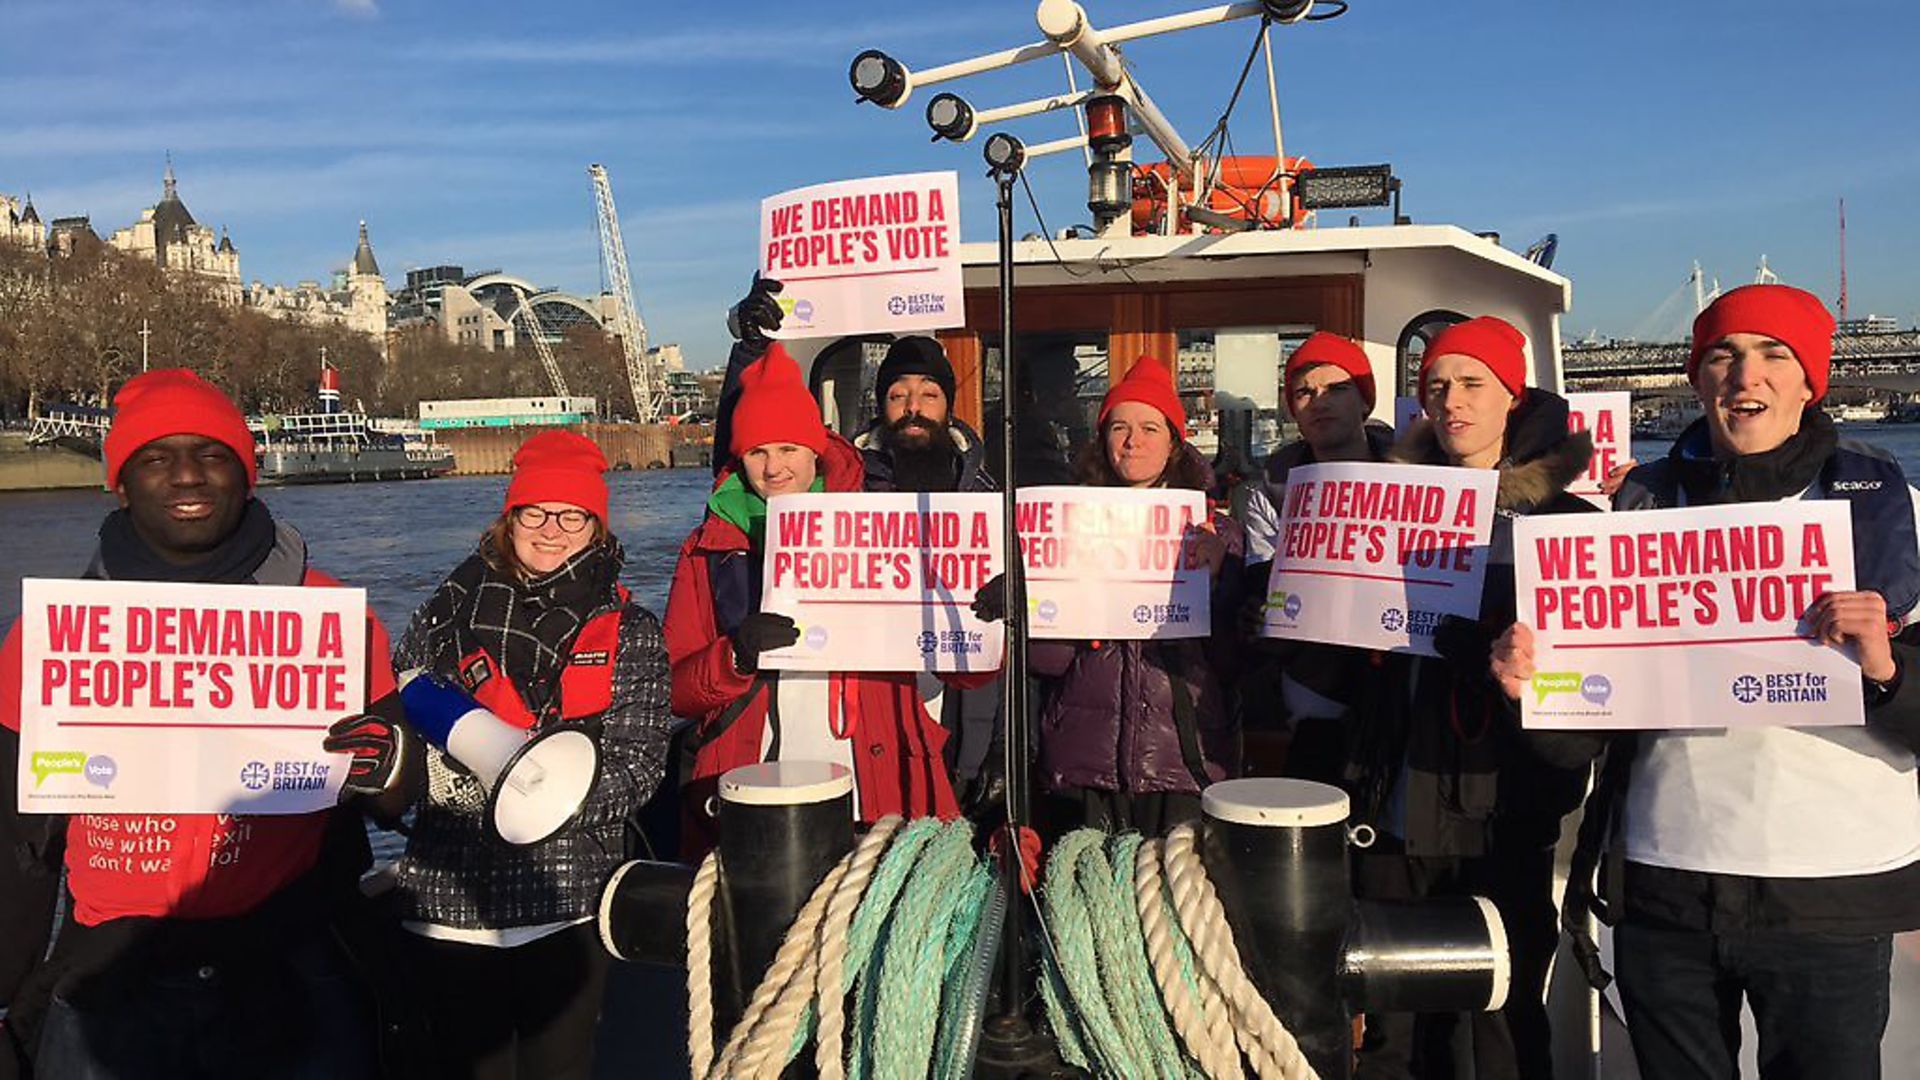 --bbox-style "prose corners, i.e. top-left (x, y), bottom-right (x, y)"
top-left (1041, 829), bottom-right (1205, 1080)
top-left (932, 860), bottom-right (995, 1080)
top-left (869, 823), bottom-right (978, 1078)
